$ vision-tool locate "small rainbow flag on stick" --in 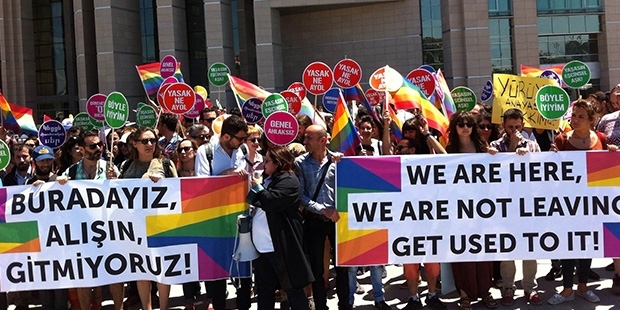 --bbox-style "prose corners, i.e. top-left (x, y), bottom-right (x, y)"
top-left (136, 62), bottom-right (184, 96)
top-left (0, 93), bottom-right (38, 135)
top-left (329, 90), bottom-right (361, 156)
